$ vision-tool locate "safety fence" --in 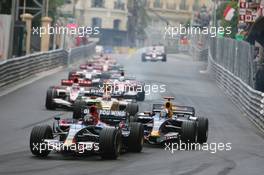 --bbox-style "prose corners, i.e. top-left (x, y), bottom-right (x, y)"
top-left (189, 34), bottom-right (209, 61)
top-left (0, 42), bottom-right (96, 88)
top-left (209, 37), bottom-right (256, 88)
top-left (206, 37), bottom-right (264, 132)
